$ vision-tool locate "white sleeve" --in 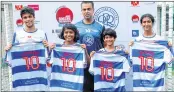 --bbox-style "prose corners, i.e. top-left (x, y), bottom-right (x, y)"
top-left (123, 57), bottom-right (130, 73)
top-left (164, 48), bottom-right (173, 64)
top-left (88, 56), bottom-right (94, 75)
